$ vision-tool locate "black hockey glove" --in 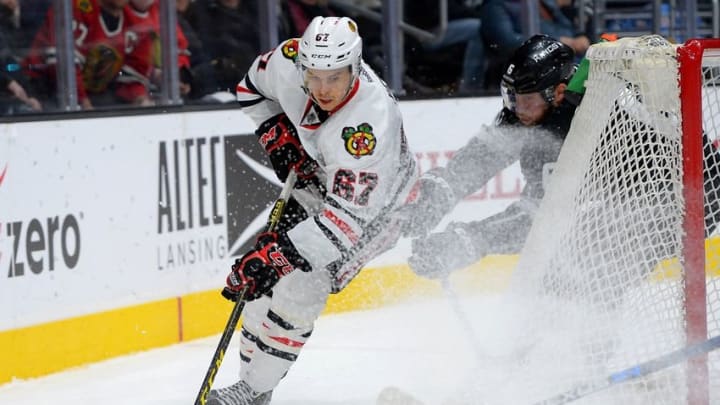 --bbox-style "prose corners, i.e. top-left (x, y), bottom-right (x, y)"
top-left (408, 222), bottom-right (486, 279)
top-left (256, 113), bottom-right (319, 188)
top-left (399, 168), bottom-right (457, 238)
top-left (222, 232), bottom-right (312, 301)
